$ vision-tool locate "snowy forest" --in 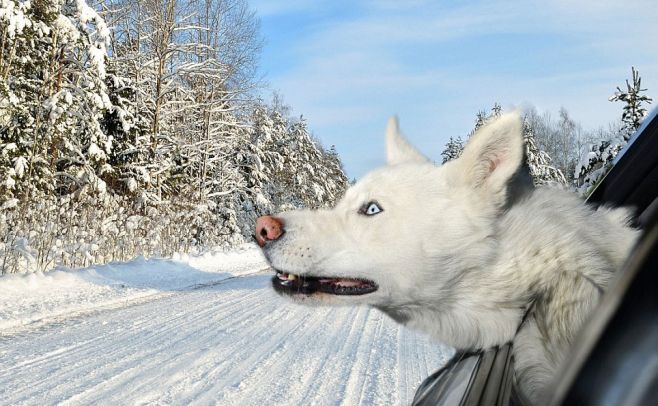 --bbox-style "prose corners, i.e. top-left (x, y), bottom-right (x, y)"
top-left (0, 1), bottom-right (653, 275)
top-left (0, 0), bottom-right (348, 274)
top-left (440, 67), bottom-right (653, 194)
